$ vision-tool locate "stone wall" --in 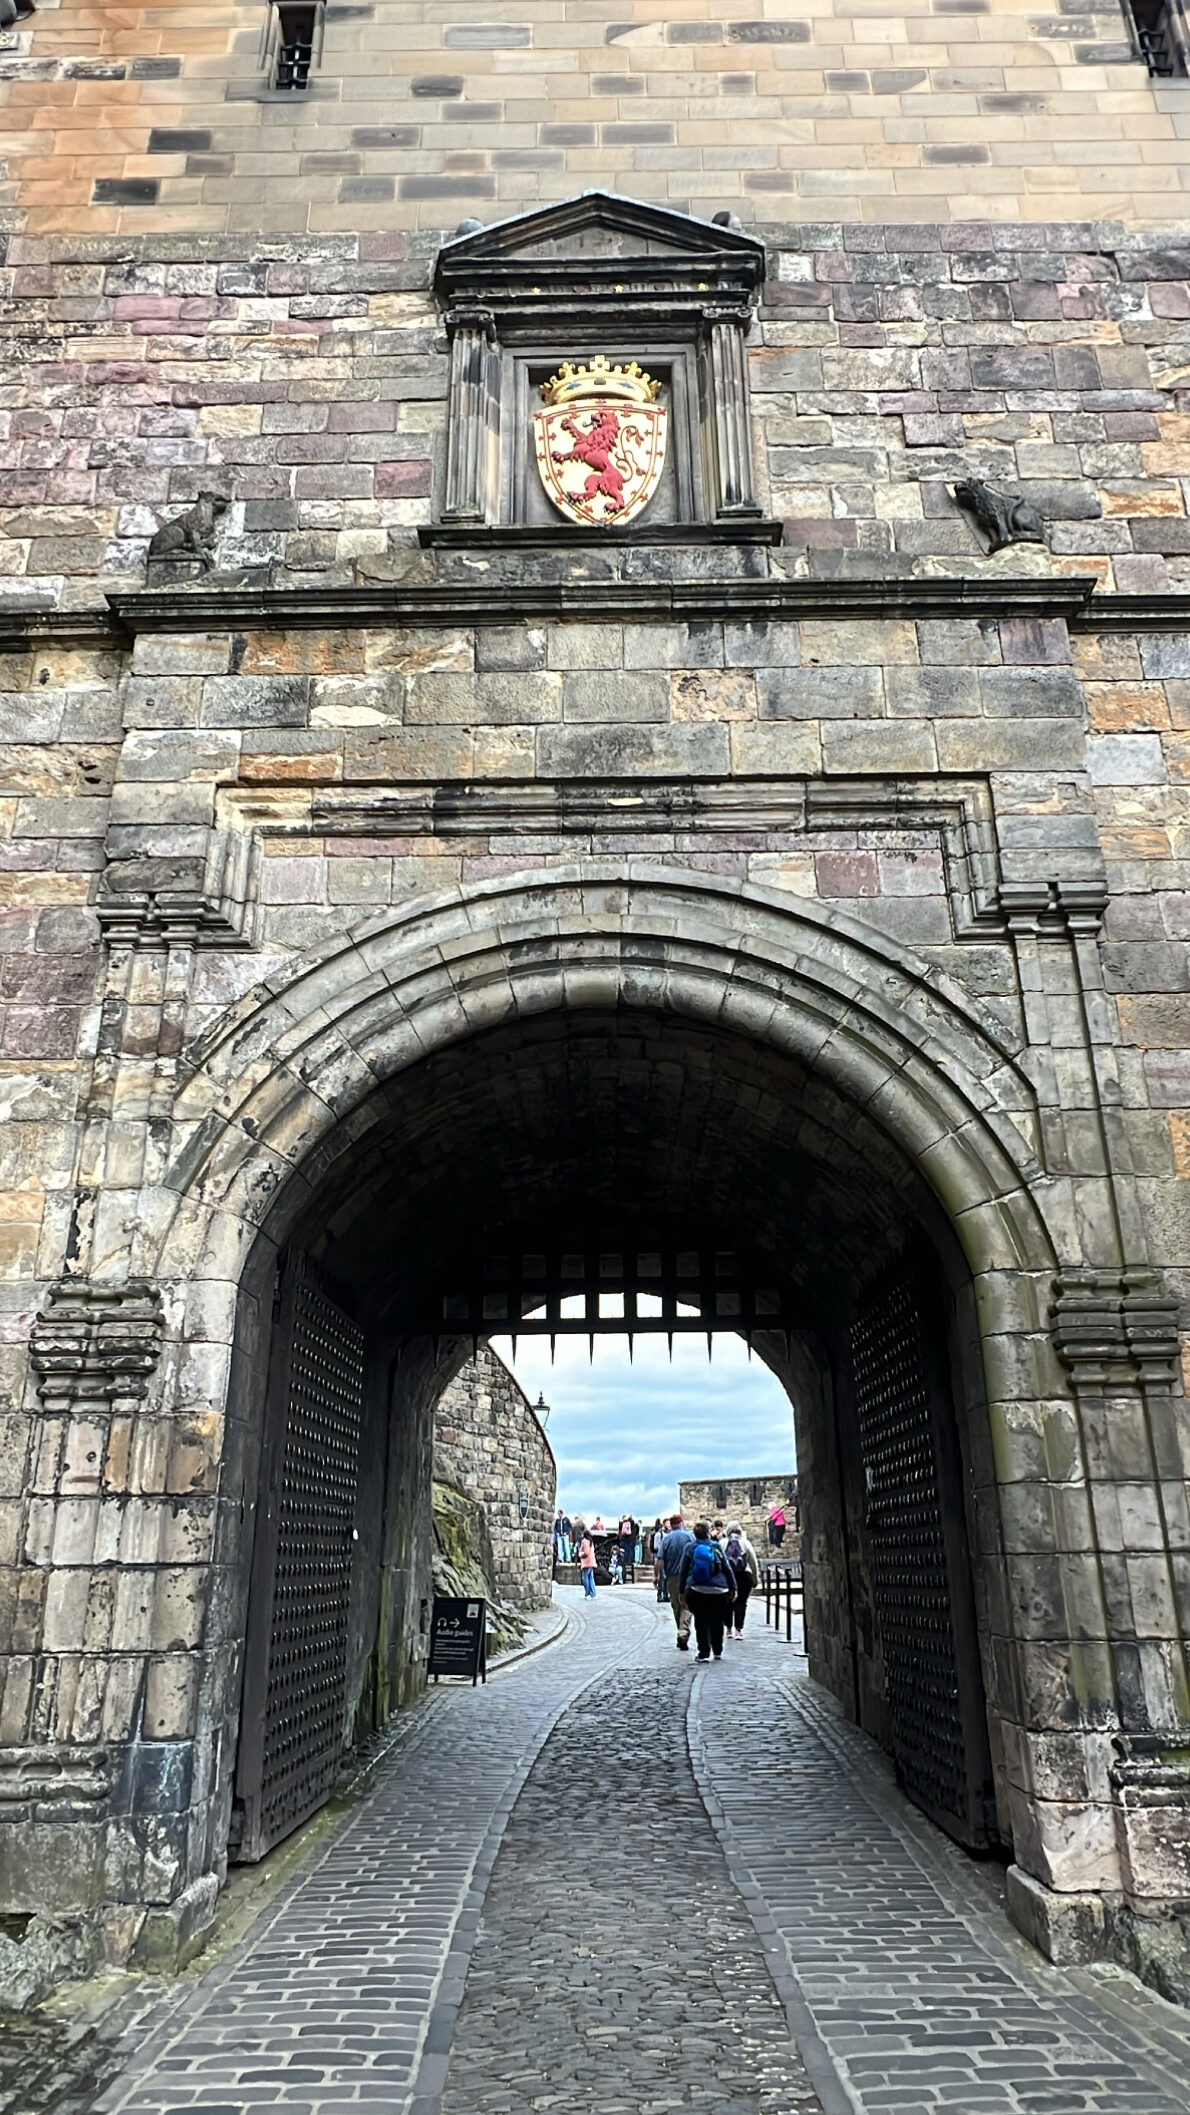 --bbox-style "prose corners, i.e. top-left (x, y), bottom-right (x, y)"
top-left (0, 0), bottom-right (1183, 234)
top-left (678, 1474), bottom-right (800, 1555)
top-left (433, 1346), bottom-right (556, 1612)
top-left (0, 217), bottom-right (1189, 605)
top-left (0, 153), bottom-right (1189, 1990)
